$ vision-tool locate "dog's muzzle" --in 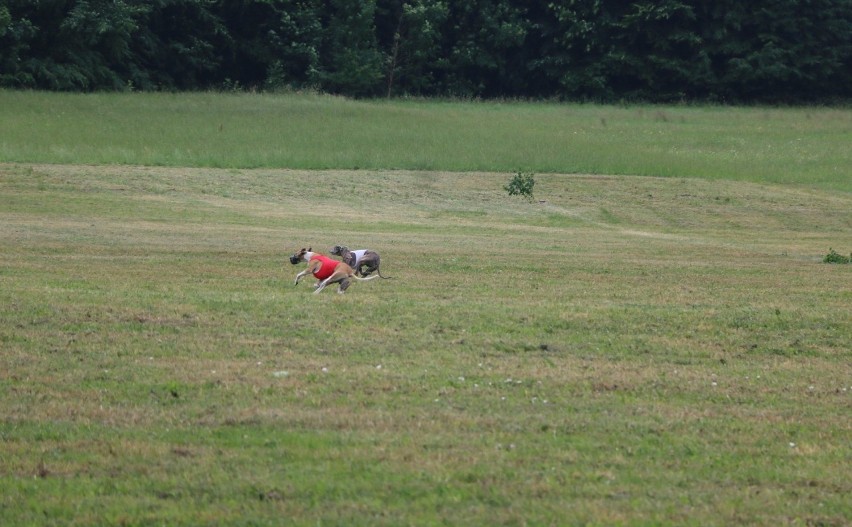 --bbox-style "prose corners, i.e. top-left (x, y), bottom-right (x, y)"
top-left (288, 255), bottom-right (301, 265)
